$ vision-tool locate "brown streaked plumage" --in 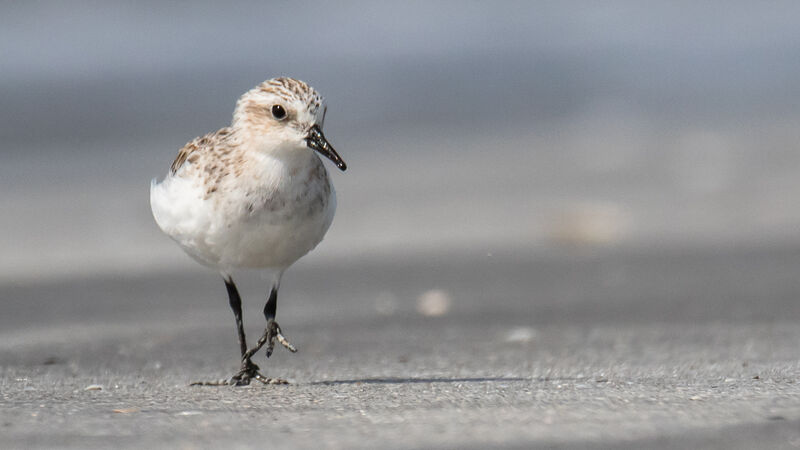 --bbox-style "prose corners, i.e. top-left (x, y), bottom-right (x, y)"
top-left (170, 127), bottom-right (236, 175)
top-left (260, 77), bottom-right (323, 116)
